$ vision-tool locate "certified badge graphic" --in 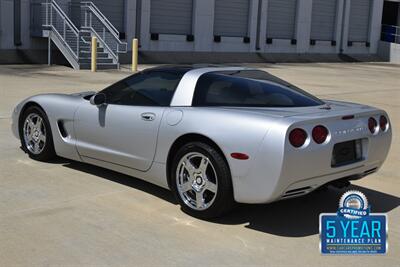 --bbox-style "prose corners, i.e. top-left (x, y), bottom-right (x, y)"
top-left (338, 190), bottom-right (369, 219)
top-left (320, 190), bottom-right (388, 254)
